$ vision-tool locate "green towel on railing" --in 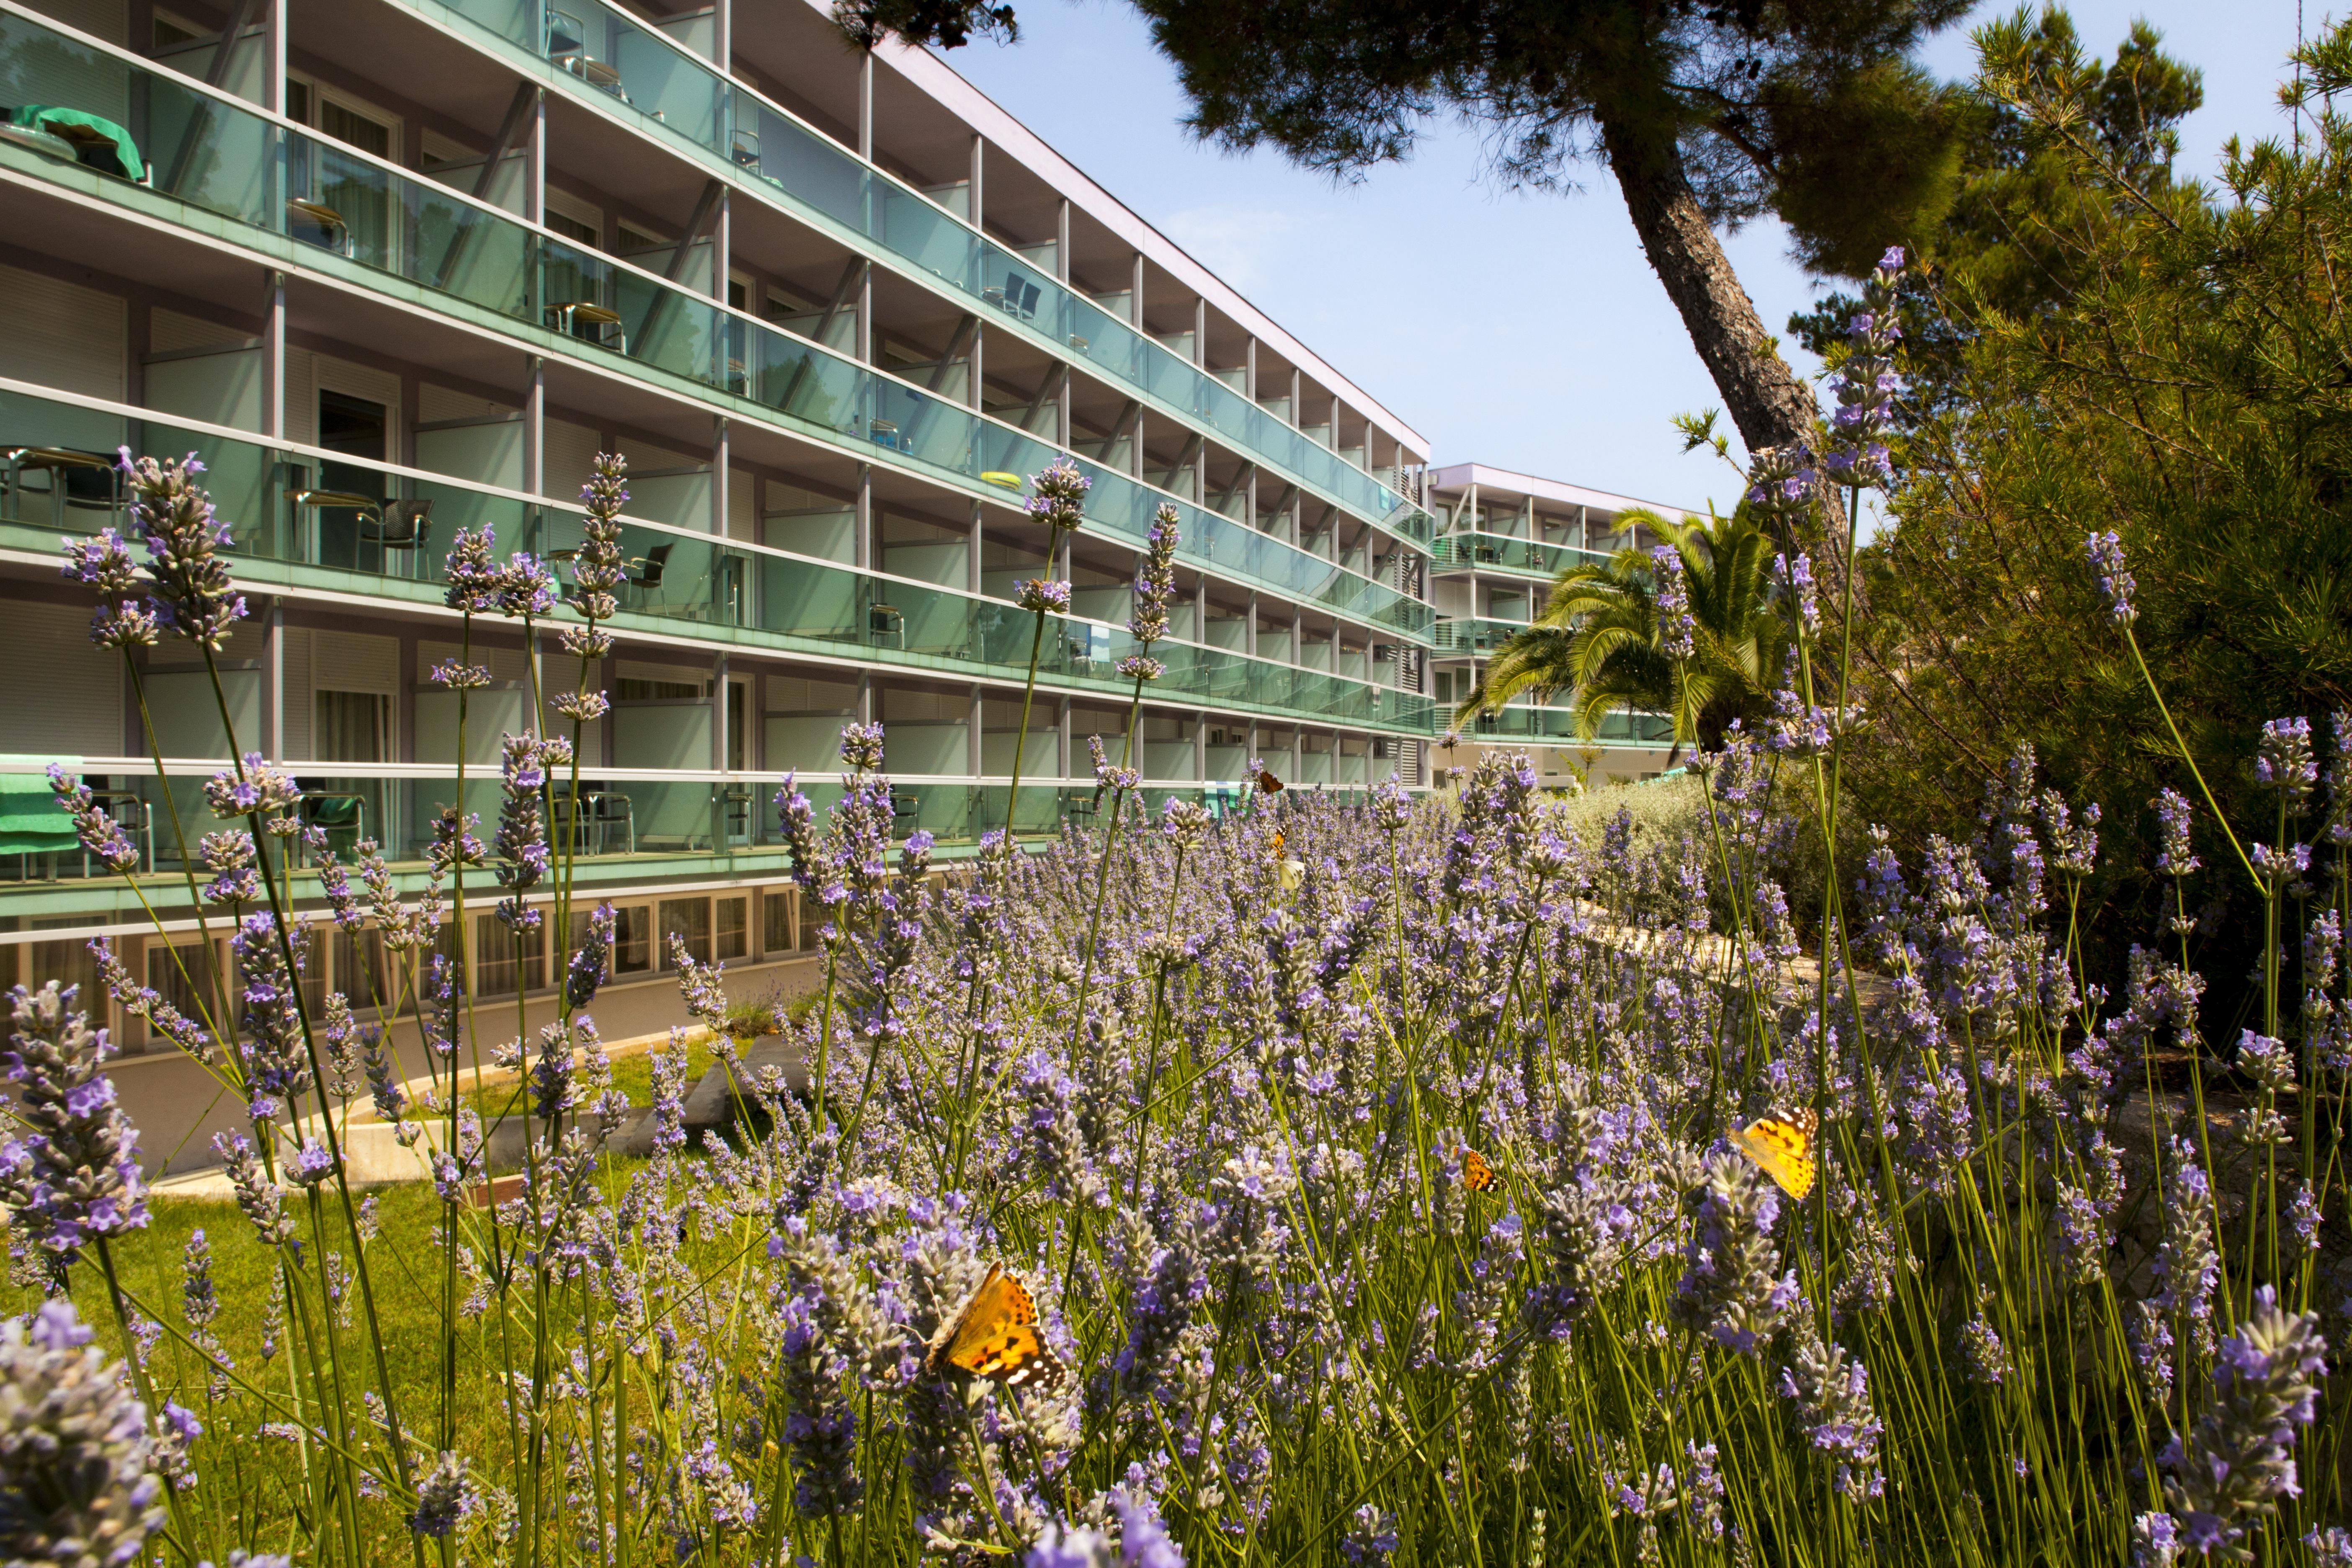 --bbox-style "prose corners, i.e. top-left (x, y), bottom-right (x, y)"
top-left (0, 758), bottom-right (79, 855)
top-left (3, 106), bottom-right (143, 181)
